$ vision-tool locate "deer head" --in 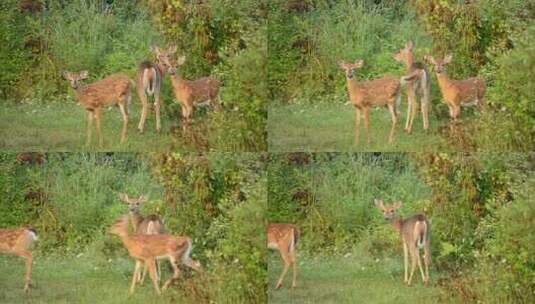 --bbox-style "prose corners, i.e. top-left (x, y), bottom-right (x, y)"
top-left (394, 40), bottom-right (414, 64)
top-left (150, 45), bottom-right (180, 74)
top-left (424, 54), bottom-right (452, 74)
top-left (118, 193), bottom-right (149, 213)
top-left (338, 59), bottom-right (364, 79)
top-left (374, 198), bottom-right (402, 221)
top-left (62, 70), bottom-right (89, 89)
